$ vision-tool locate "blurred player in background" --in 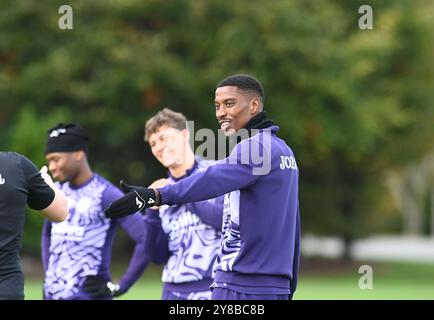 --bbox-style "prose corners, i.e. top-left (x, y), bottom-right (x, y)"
top-left (41, 123), bottom-right (149, 300)
top-left (139, 108), bottom-right (223, 300)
